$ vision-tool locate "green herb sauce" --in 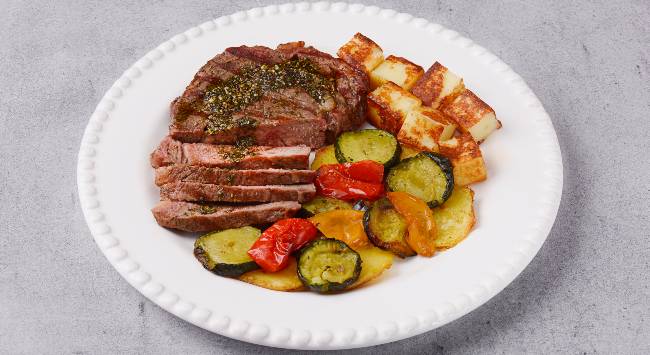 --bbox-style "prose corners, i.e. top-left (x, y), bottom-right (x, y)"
top-left (202, 58), bottom-right (335, 134)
